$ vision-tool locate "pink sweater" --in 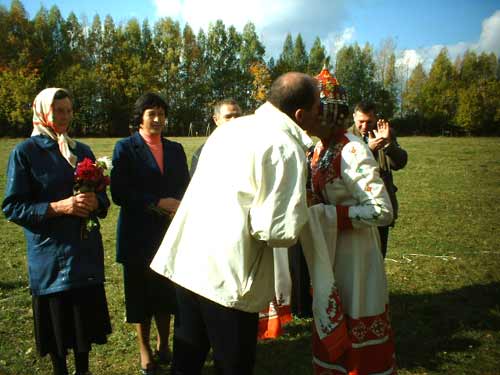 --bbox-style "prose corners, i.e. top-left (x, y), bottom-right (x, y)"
top-left (139, 129), bottom-right (164, 174)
